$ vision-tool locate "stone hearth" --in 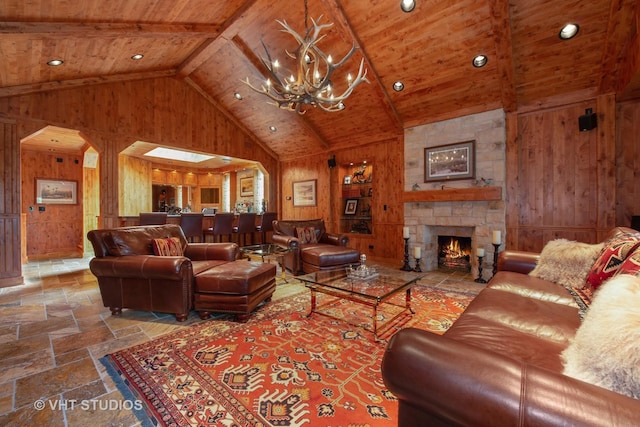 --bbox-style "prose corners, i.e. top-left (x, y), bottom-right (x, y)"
top-left (403, 109), bottom-right (506, 281)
